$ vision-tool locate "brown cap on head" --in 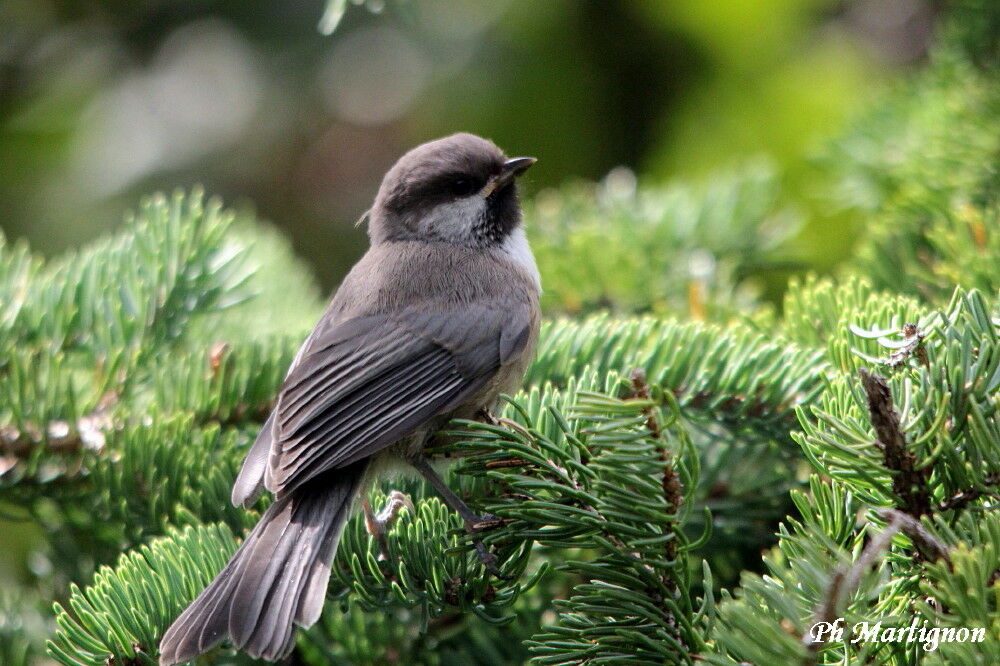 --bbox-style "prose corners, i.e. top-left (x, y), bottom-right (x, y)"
top-left (376, 133), bottom-right (505, 211)
top-left (369, 133), bottom-right (535, 247)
